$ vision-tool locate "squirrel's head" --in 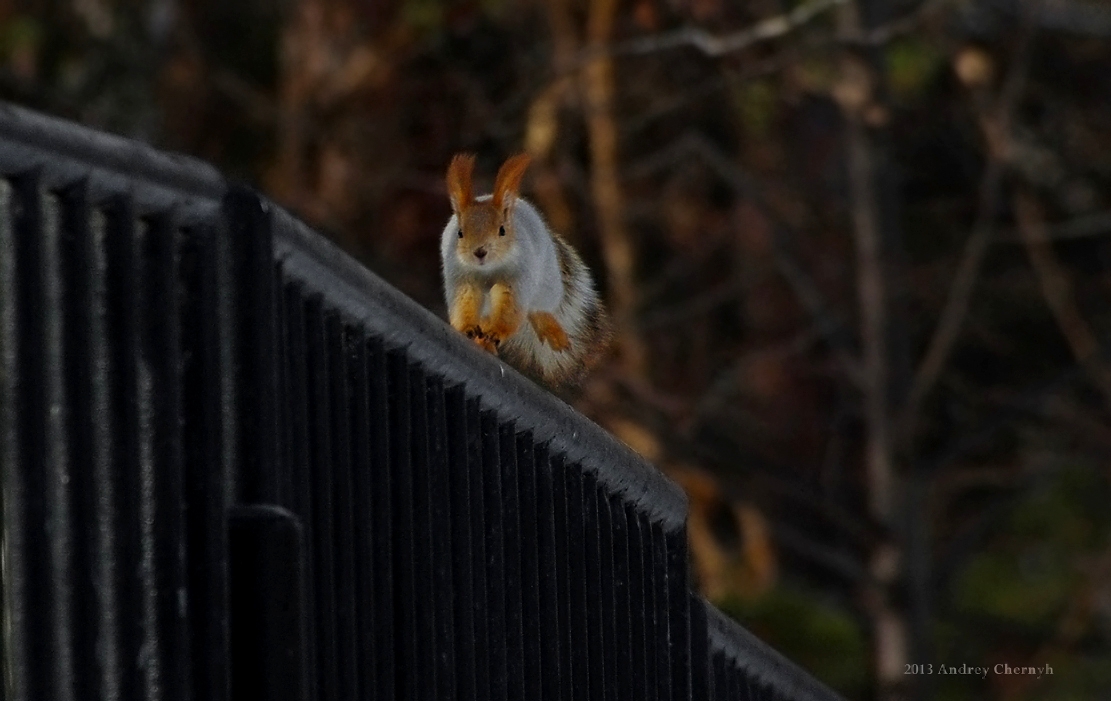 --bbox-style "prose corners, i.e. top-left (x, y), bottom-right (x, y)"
top-left (446, 152), bottom-right (531, 269)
